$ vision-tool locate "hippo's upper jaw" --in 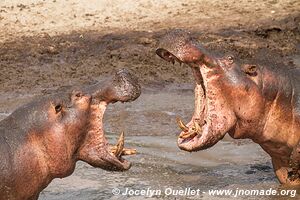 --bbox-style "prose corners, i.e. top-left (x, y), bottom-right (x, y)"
top-left (156, 29), bottom-right (265, 152)
top-left (77, 69), bottom-right (141, 171)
